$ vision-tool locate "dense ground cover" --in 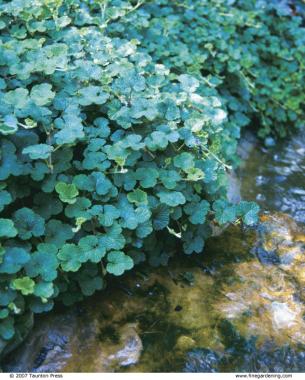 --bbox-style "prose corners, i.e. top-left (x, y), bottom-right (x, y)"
top-left (0, 0), bottom-right (304, 357)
